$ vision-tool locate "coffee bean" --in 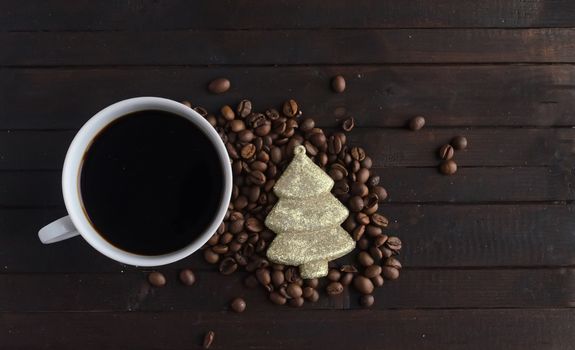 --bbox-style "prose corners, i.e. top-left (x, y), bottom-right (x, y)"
top-left (356, 168), bottom-right (370, 184)
top-left (283, 99), bottom-right (299, 117)
top-left (306, 278), bottom-right (319, 288)
top-left (326, 282), bottom-right (344, 296)
top-left (206, 114), bottom-right (217, 127)
top-left (439, 144), bottom-right (454, 160)
top-left (148, 271), bottom-right (166, 287)
top-left (235, 132), bottom-right (252, 145)
top-left (333, 180), bottom-right (350, 196)
top-left (300, 118), bottom-right (315, 132)
top-left (289, 297), bottom-right (305, 307)
top-left (234, 195), bottom-right (248, 210)
top-left (235, 252), bottom-right (248, 266)
top-left (230, 297), bottom-right (247, 313)
top-left (308, 290), bottom-right (320, 302)
top-left (212, 244), bottom-right (229, 255)
top-left (353, 275), bottom-right (374, 295)
top-left (284, 267), bottom-right (301, 284)
top-left (221, 105), bottom-right (235, 121)
top-left (255, 121), bottom-right (272, 136)
top-left (194, 106), bottom-right (208, 117)
top-left (304, 140), bottom-right (319, 156)
top-left (382, 266), bottom-right (400, 280)
top-left (240, 144), bottom-right (256, 159)
top-left (204, 249), bottom-right (220, 264)
top-left (358, 237), bottom-right (369, 250)
top-left (369, 246), bottom-right (383, 262)
top-left (386, 236), bottom-right (402, 252)
top-left (272, 270), bottom-right (285, 286)
top-left (203, 330), bottom-right (215, 349)
top-left (451, 135), bottom-right (468, 150)
top-left (439, 159), bottom-right (457, 175)
top-left (245, 217), bottom-right (264, 232)
top-left (364, 194), bottom-right (379, 215)
top-left (219, 232), bottom-right (233, 245)
top-left (331, 75), bottom-right (346, 93)
top-left (256, 268), bottom-right (271, 286)
top-left (302, 286), bottom-right (315, 299)
top-left (244, 274), bottom-right (259, 288)
top-left (350, 182), bottom-right (368, 197)
top-left (309, 132), bottom-right (327, 148)
top-left (381, 246), bottom-right (393, 258)
top-left (371, 213), bottom-right (389, 228)
top-left (329, 167), bottom-right (345, 181)
top-left (181, 100), bottom-right (192, 108)
top-left (219, 257), bottom-right (238, 275)
top-left (229, 241), bottom-right (242, 252)
top-left (340, 272), bottom-right (354, 286)
top-left (340, 265), bottom-right (358, 273)
top-left (356, 212), bottom-right (370, 225)
top-left (265, 108), bottom-right (280, 120)
top-left (350, 160), bottom-right (361, 174)
top-left (229, 219), bottom-right (244, 234)
top-left (409, 115), bottom-right (425, 130)
top-left (360, 295), bottom-right (374, 308)
top-left (248, 170), bottom-right (266, 185)
top-left (237, 99), bottom-right (252, 118)
top-left (270, 147), bottom-right (282, 164)
top-left (358, 251), bottom-right (374, 266)
top-left (367, 175), bottom-right (380, 187)
top-left (328, 269), bottom-right (341, 282)
top-left (361, 156), bottom-right (373, 169)
top-left (349, 196), bottom-right (365, 212)
top-left (385, 257), bottom-right (403, 269)
top-left (207, 234), bottom-right (220, 247)
top-left (287, 283), bottom-right (303, 298)
top-left (352, 225), bottom-right (365, 241)
top-left (374, 234), bottom-right (389, 247)
top-left (350, 147), bottom-right (366, 161)
top-left (208, 78), bottom-right (231, 94)
top-left (372, 275), bottom-right (384, 287)
top-left (373, 186), bottom-right (388, 202)
top-left (328, 135), bottom-right (343, 154)
top-left (269, 292), bottom-right (287, 305)
top-left (342, 117), bottom-right (355, 132)
top-left (364, 265), bottom-right (382, 278)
